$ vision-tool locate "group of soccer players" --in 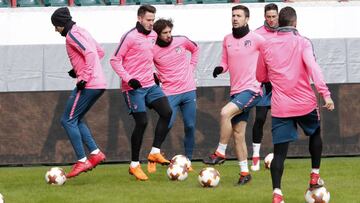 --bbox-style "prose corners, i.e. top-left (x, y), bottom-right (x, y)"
top-left (51, 3), bottom-right (334, 202)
